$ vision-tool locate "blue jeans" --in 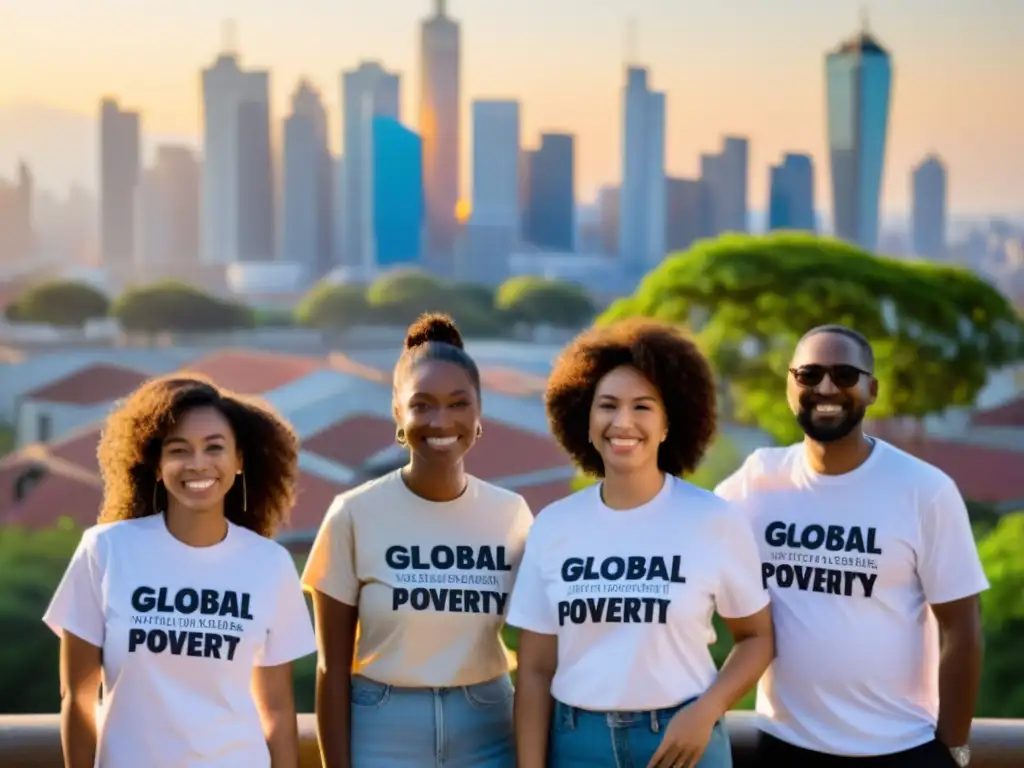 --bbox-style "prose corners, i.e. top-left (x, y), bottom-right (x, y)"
top-left (549, 698), bottom-right (733, 768)
top-left (350, 674), bottom-right (515, 767)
